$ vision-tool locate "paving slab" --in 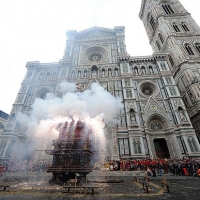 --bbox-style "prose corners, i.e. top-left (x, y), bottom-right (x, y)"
top-left (0, 171), bottom-right (199, 200)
